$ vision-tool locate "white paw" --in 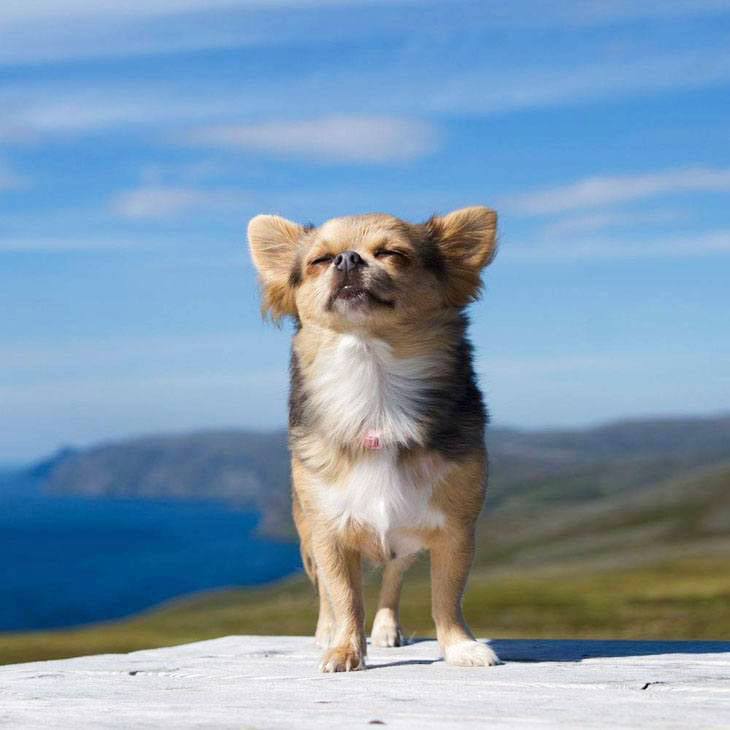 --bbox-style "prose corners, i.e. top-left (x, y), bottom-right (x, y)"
top-left (371, 609), bottom-right (406, 648)
top-left (444, 640), bottom-right (501, 667)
